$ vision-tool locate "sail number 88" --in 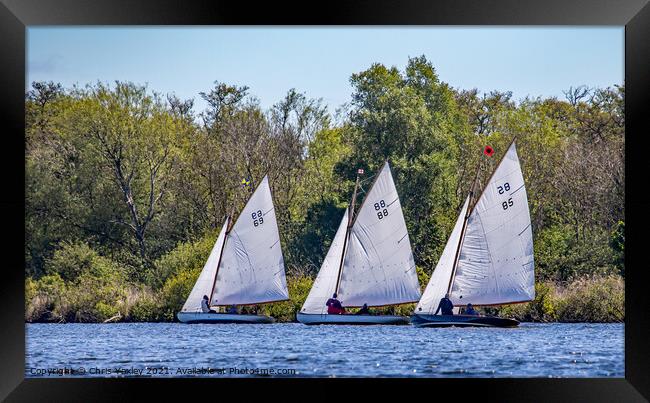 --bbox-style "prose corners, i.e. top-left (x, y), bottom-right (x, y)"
top-left (252, 210), bottom-right (264, 226)
top-left (374, 200), bottom-right (389, 219)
